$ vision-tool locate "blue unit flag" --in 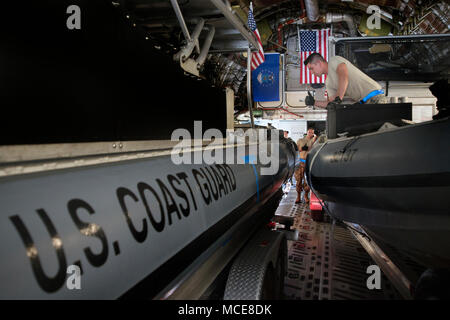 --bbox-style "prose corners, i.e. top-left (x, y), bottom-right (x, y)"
top-left (251, 53), bottom-right (280, 102)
